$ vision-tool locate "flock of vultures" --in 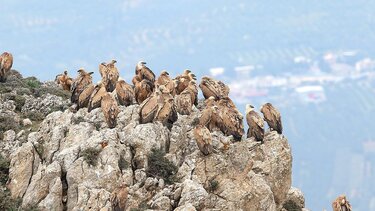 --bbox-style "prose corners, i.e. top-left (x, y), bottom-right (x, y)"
top-left (0, 52), bottom-right (283, 155)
